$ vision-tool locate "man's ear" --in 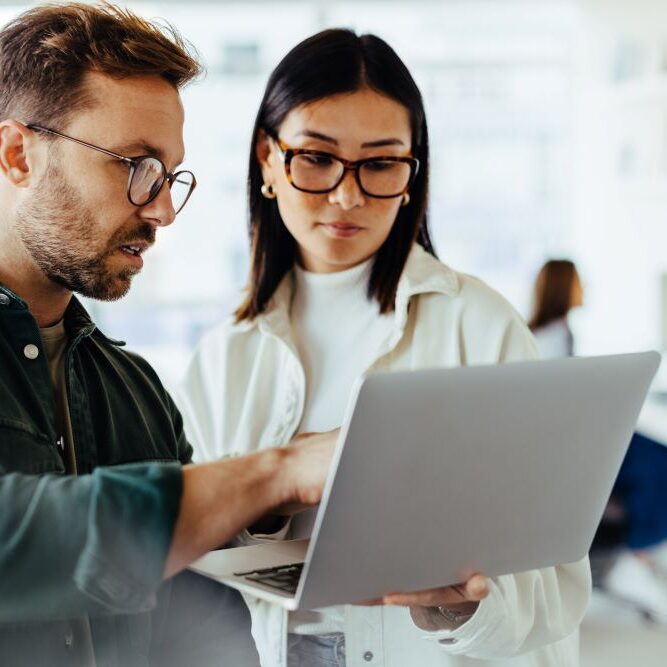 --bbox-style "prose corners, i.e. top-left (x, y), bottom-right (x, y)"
top-left (0, 120), bottom-right (34, 187)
